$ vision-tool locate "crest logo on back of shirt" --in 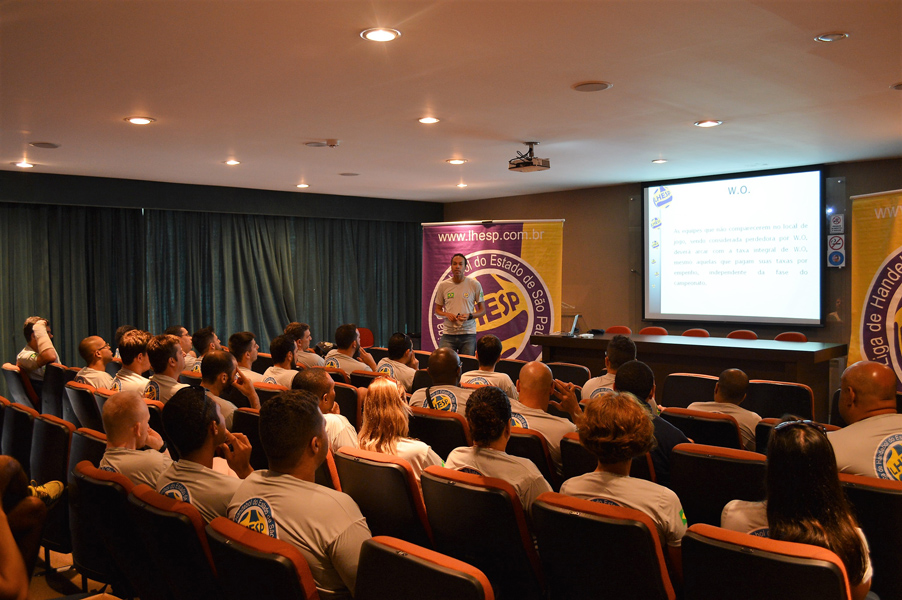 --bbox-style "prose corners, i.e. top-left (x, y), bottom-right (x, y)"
top-left (874, 433), bottom-right (902, 480)
top-left (510, 412), bottom-right (528, 428)
top-left (145, 381), bottom-right (160, 401)
top-left (263, 377), bottom-right (278, 385)
top-left (324, 357), bottom-right (340, 369)
top-left (160, 482), bottom-right (190, 503)
top-left (235, 497), bottom-right (277, 538)
top-left (377, 364), bottom-right (395, 377)
top-left (428, 388), bottom-right (458, 412)
top-left (111, 380), bottom-right (122, 392)
top-left (457, 466), bottom-right (484, 476)
top-left (590, 386), bottom-right (613, 399)
top-left (590, 497), bottom-right (621, 507)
